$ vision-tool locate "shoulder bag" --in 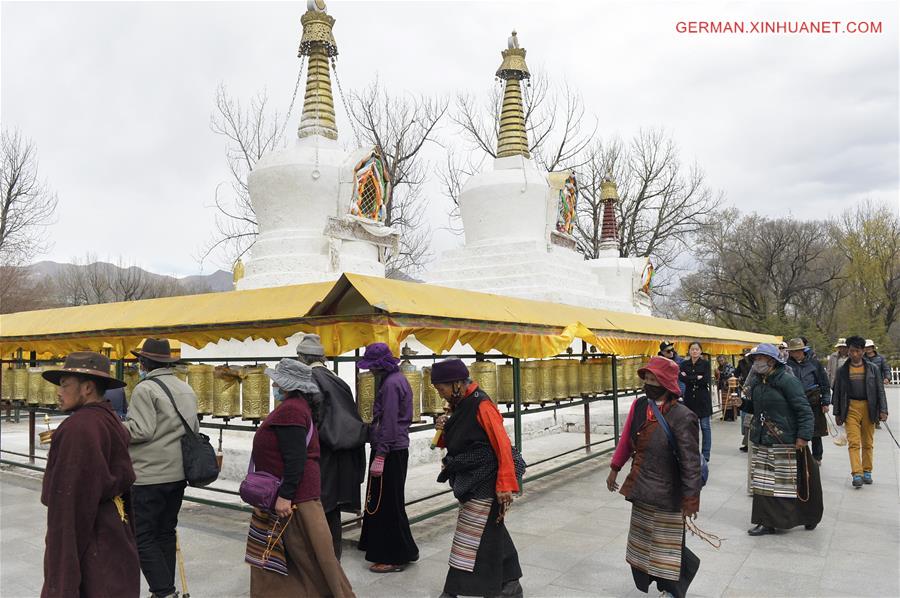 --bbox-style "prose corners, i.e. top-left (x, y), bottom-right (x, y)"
top-left (648, 399), bottom-right (709, 487)
top-left (240, 424), bottom-right (314, 510)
